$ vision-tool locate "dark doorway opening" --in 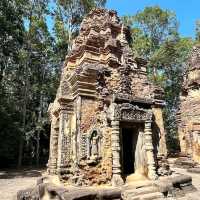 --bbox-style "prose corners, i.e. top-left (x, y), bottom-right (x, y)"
top-left (121, 127), bottom-right (138, 176)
